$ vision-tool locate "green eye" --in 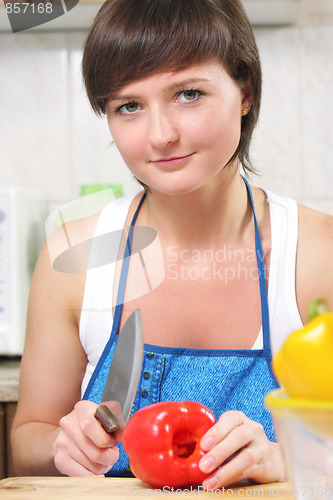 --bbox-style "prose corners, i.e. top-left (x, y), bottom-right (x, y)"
top-left (179, 90), bottom-right (200, 102)
top-left (119, 101), bottom-right (140, 114)
top-left (184, 90), bottom-right (198, 100)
